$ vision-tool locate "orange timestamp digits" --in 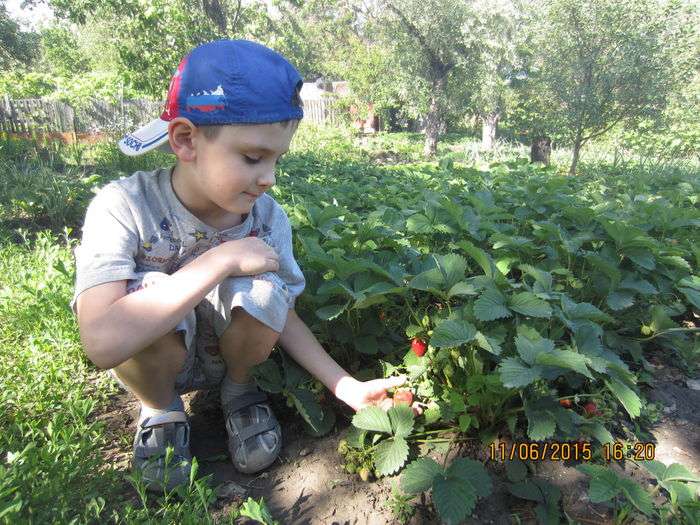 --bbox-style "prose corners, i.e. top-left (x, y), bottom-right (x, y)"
top-left (489, 441), bottom-right (593, 462)
top-left (603, 442), bottom-right (656, 461)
